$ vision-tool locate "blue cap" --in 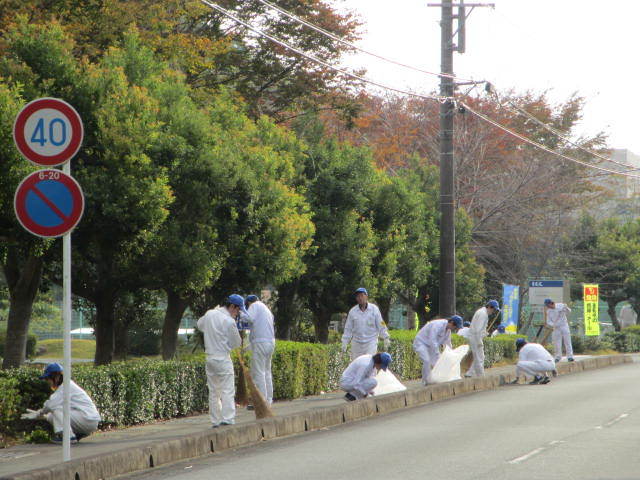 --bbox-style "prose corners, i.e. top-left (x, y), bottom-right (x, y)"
top-left (449, 315), bottom-right (463, 328)
top-left (544, 298), bottom-right (553, 306)
top-left (245, 295), bottom-right (259, 306)
top-left (486, 300), bottom-right (500, 311)
top-left (355, 287), bottom-right (368, 295)
top-left (227, 294), bottom-right (248, 315)
top-left (40, 362), bottom-right (63, 379)
top-left (515, 338), bottom-right (527, 350)
top-left (497, 325), bottom-right (506, 333)
top-left (379, 352), bottom-right (392, 370)
top-left (463, 321), bottom-right (471, 327)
